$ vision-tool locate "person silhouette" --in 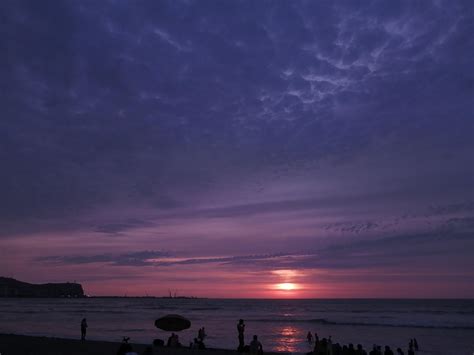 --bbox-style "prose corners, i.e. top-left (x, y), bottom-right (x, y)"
top-left (249, 335), bottom-right (263, 355)
top-left (237, 319), bottom-right (245, 352)
top-left (80, 318), bottom-right (88, 341)
top-left (307, 331), bottom-right (313, 343)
